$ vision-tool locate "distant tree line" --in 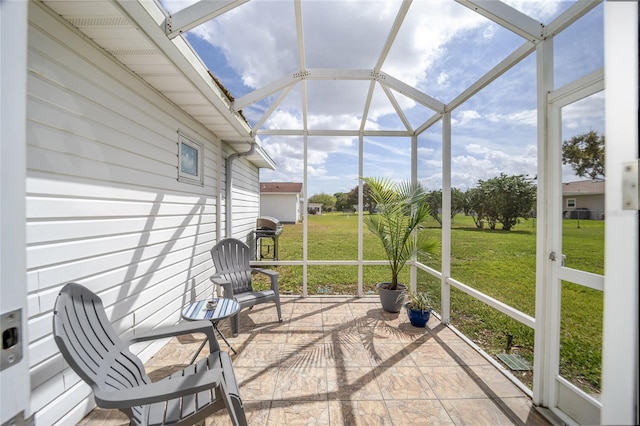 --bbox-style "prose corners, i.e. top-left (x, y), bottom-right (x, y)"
top-left (310, 173), bottom-right (536, 231)
top-left (307, 131), bottom-right (602, 230)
